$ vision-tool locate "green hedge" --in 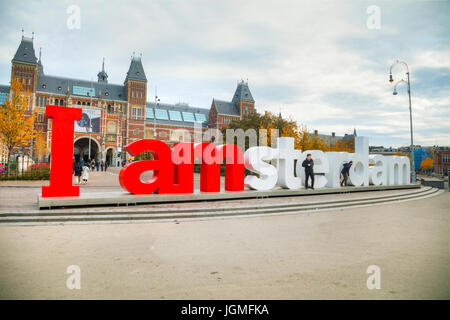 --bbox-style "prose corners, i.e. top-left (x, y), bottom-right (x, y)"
top-left (0, 167), bottom-right (50, 180)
